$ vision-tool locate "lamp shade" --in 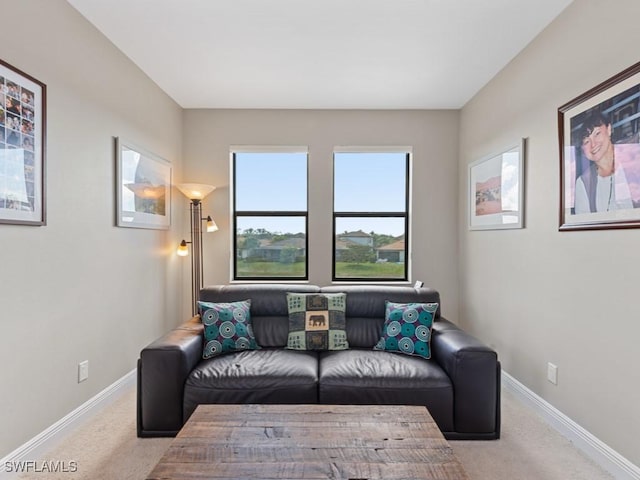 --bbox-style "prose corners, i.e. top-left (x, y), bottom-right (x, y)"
top-left (176, 183), bottom-right (216, 201)
top-left (177, 240), bottom-right (189, 256)
top-left (206, 215), bottom-right (219, 233)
